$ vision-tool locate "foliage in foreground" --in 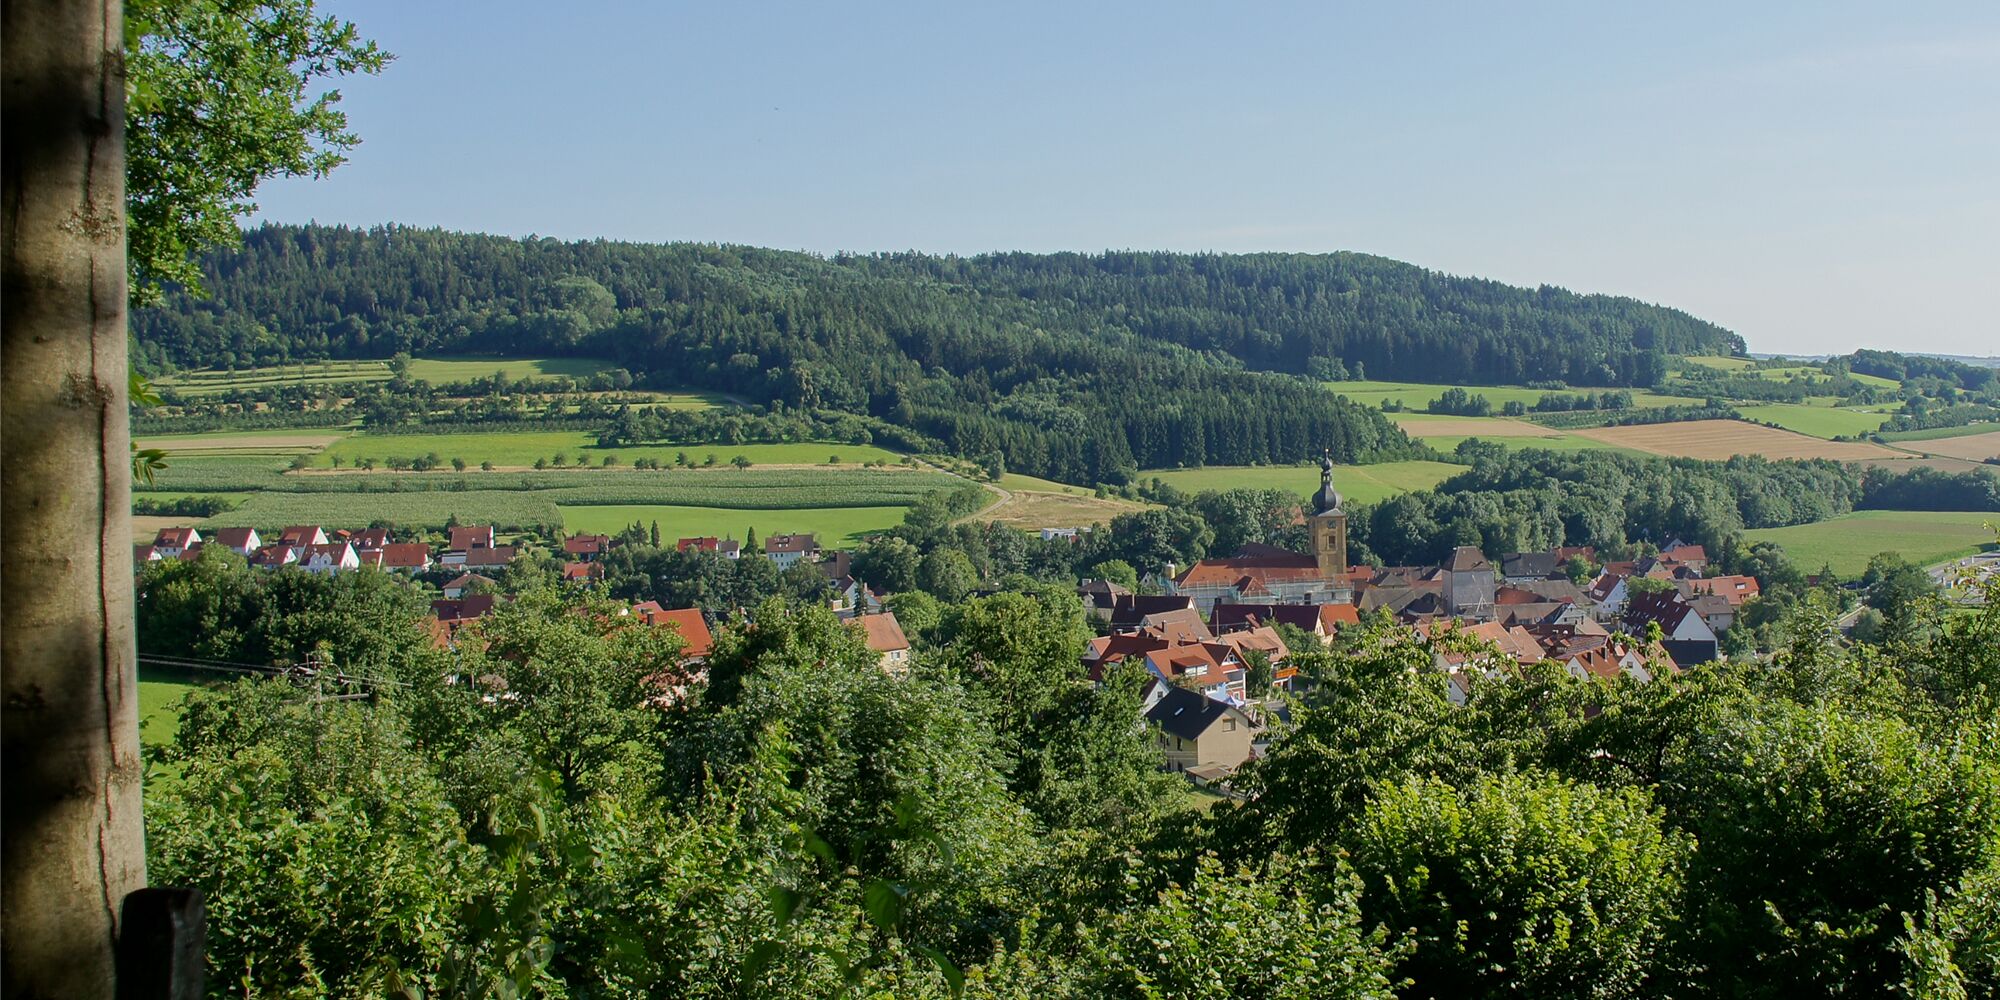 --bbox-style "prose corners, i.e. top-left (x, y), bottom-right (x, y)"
top-left (141, 574), bottom-right (2000, 998)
